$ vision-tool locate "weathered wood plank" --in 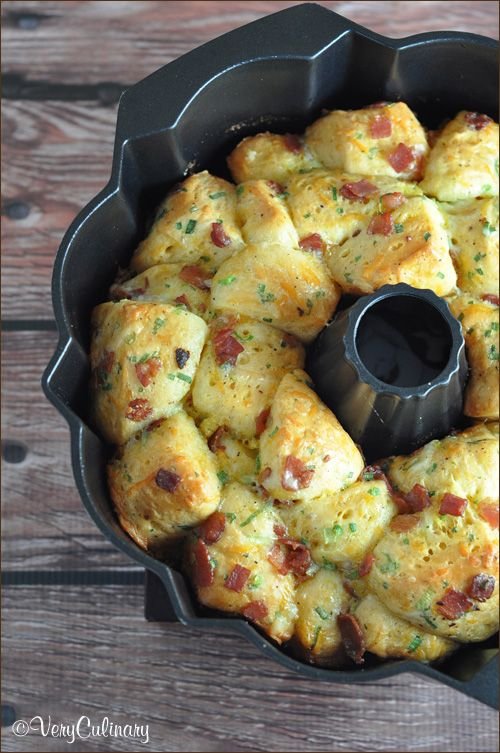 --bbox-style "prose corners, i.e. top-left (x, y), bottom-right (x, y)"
top-left (1, 330), bottom-right (135, 570)
top-left (2, 1), bottom-right (498, 88)
top-left (1, 584), bottom-right (498, 752)
top-left (1, 101), bottom-right (116, 319)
